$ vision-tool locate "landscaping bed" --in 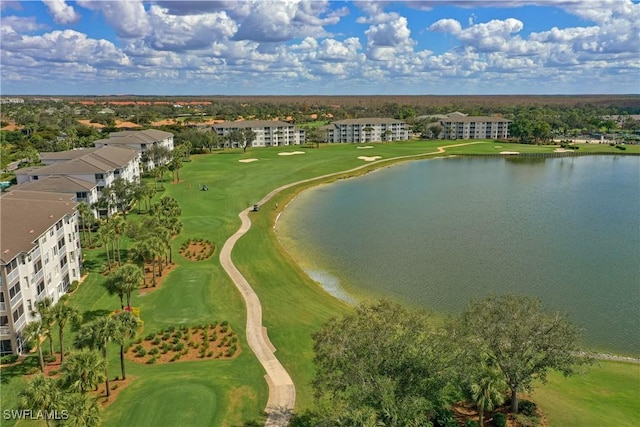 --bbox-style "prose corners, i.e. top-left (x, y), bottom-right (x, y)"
top-left (179, 238), bottom-right (215, 261)
top-left (126, 322), bottom-right (240, 364)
